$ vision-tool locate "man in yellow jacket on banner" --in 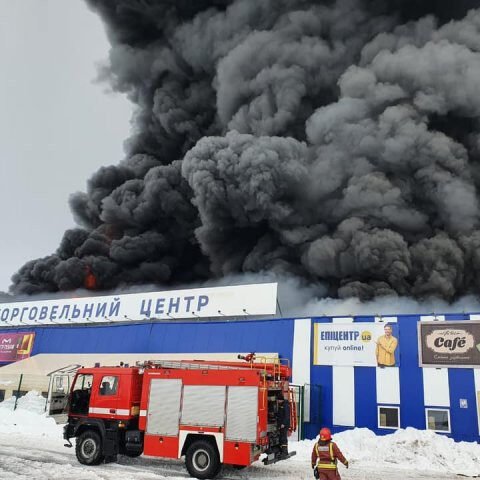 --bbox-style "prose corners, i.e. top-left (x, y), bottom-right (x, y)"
top-left (375, 324), bottom-right (398, 367)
